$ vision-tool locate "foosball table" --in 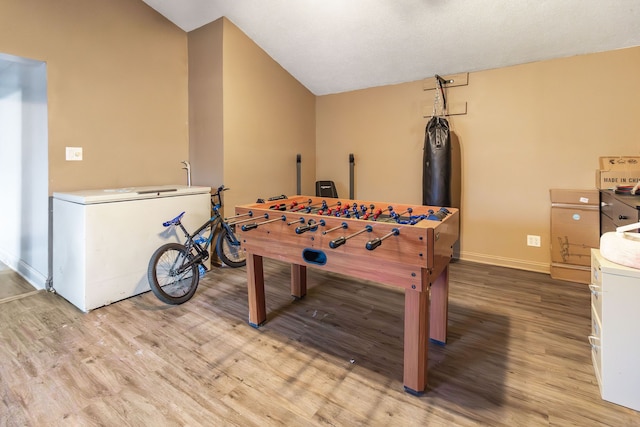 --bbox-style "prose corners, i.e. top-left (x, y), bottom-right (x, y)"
top-left (233, 195), bottom-right (459, 395)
